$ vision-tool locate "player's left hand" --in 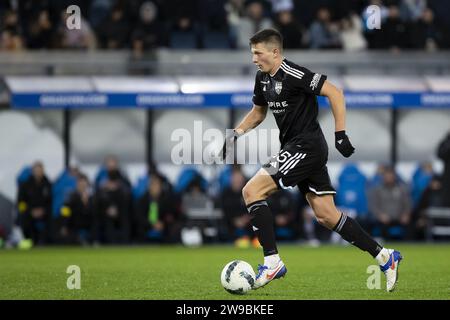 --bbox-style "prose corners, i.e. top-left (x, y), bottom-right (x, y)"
top-left (335, 130), bottom-right (355, 158)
